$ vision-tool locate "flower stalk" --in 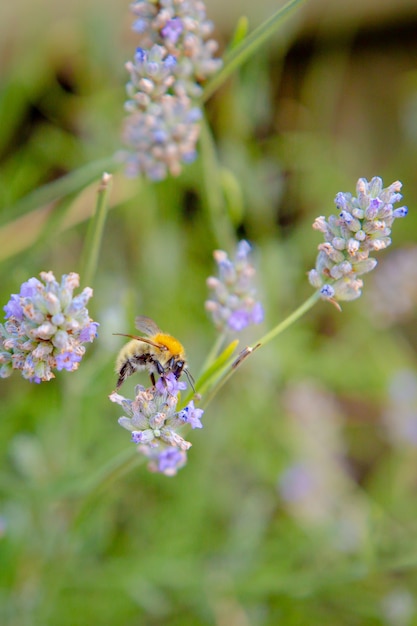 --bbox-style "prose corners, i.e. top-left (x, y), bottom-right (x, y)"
top-left (80, 172), bottom-right (113, 288)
